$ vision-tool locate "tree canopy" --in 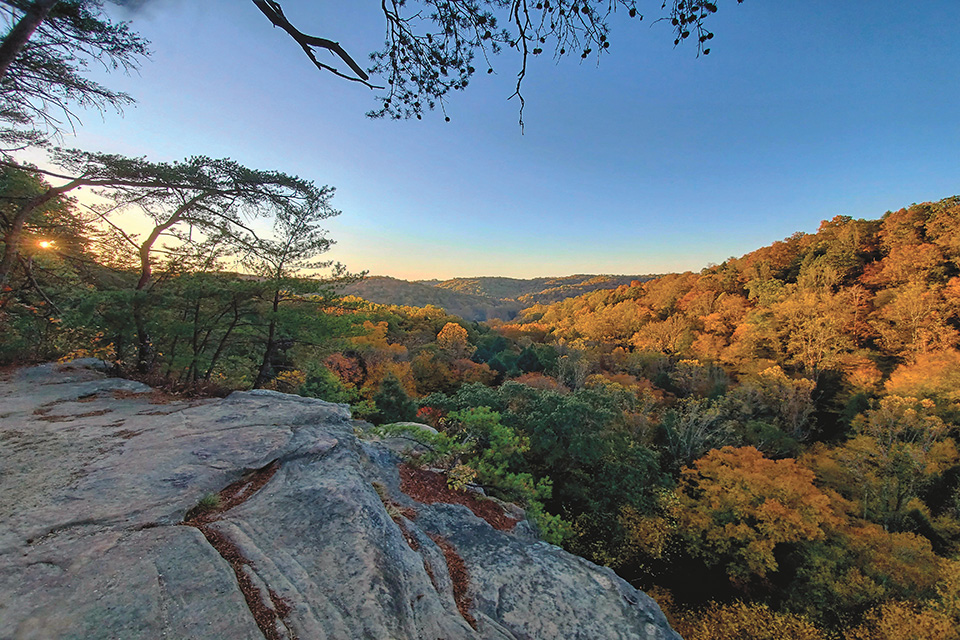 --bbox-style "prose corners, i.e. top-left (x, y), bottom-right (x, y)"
top-left (0, 0), bottom-right (148, 144)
